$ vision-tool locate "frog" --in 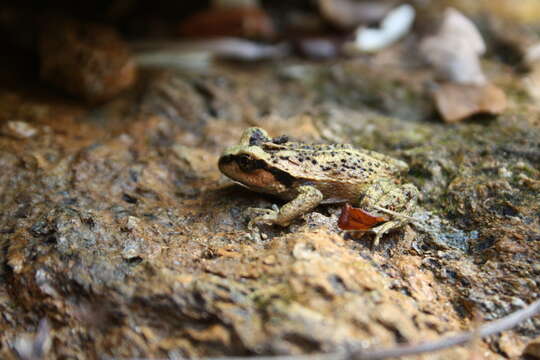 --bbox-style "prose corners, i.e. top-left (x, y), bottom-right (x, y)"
top-left (218, 127), bottom-right (419, 245)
